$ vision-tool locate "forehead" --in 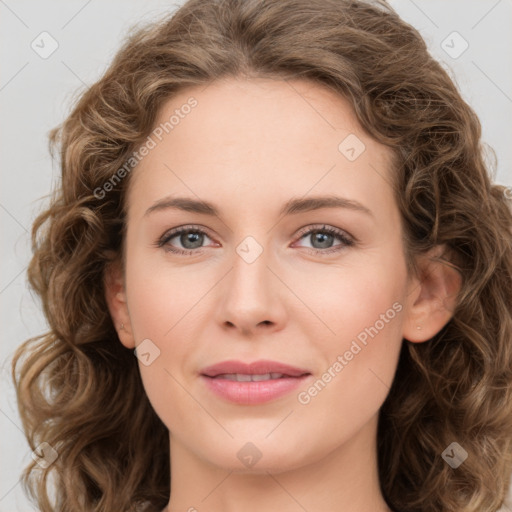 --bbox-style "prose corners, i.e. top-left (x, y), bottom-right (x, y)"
top-left (126, 77), bottom-right (396, 220)
top-left (151, 76), bottom-right (367, 160)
